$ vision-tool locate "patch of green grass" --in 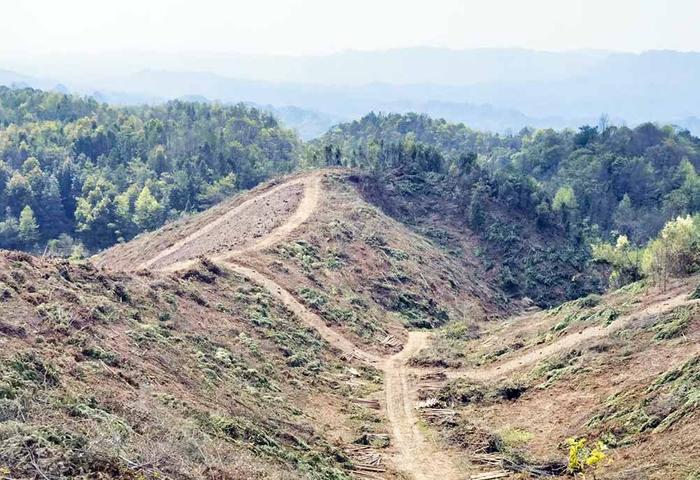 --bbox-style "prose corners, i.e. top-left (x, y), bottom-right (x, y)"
top-left (81, 346), bottom-right (119, 366)
top-left (36, 303), bottom-right (73, 331)
top-left (297, 287), bottom-right (328, 310)
top-left (652, 305), bottom-right (696, 340)
top-left (388, 291), bottom-right (449, 328)
top-left (500, 427), bottom-right (533, 448)
top-left (66, 400), bottom-right (132, 435)
top-left (550, 302), bottom-right (619, 333)
top-left (363, 232), bottom-right (409, 260)
top-left (277, 240), bottom-right (320, 266)
top-left (127, 323), bottom-right (172, 346)
top-left (530, 350), bottom-right (582, 388)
